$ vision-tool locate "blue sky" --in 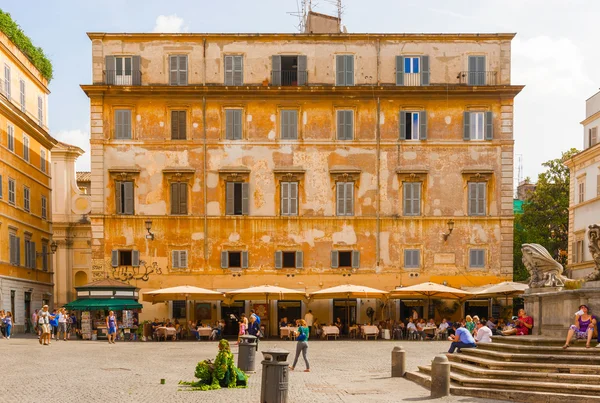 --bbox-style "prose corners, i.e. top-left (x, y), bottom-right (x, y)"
top-left (4, 0), bottom-right (599, 181)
